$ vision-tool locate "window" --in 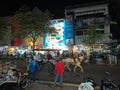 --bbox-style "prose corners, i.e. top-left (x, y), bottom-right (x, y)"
top-left (75, 31), bottom-right (83, 35)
